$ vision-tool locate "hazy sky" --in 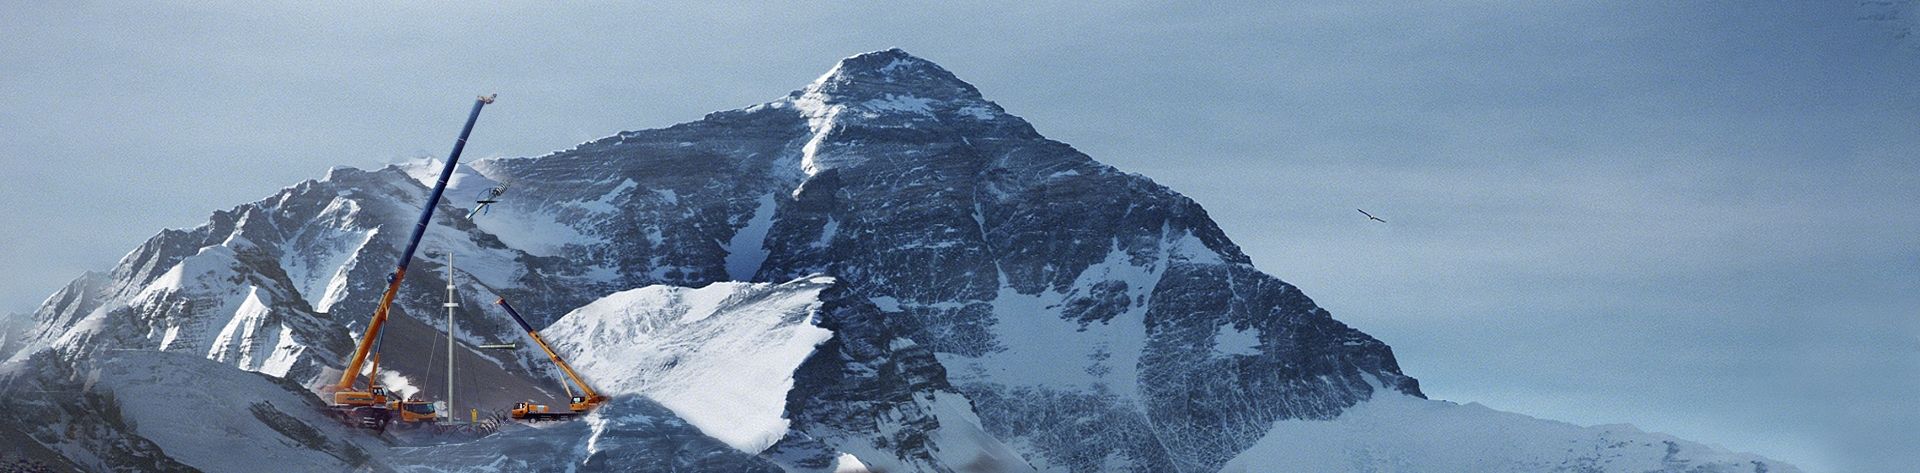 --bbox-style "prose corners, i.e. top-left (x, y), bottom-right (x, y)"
top-left (5, 2), bottom-right (1917, 472)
